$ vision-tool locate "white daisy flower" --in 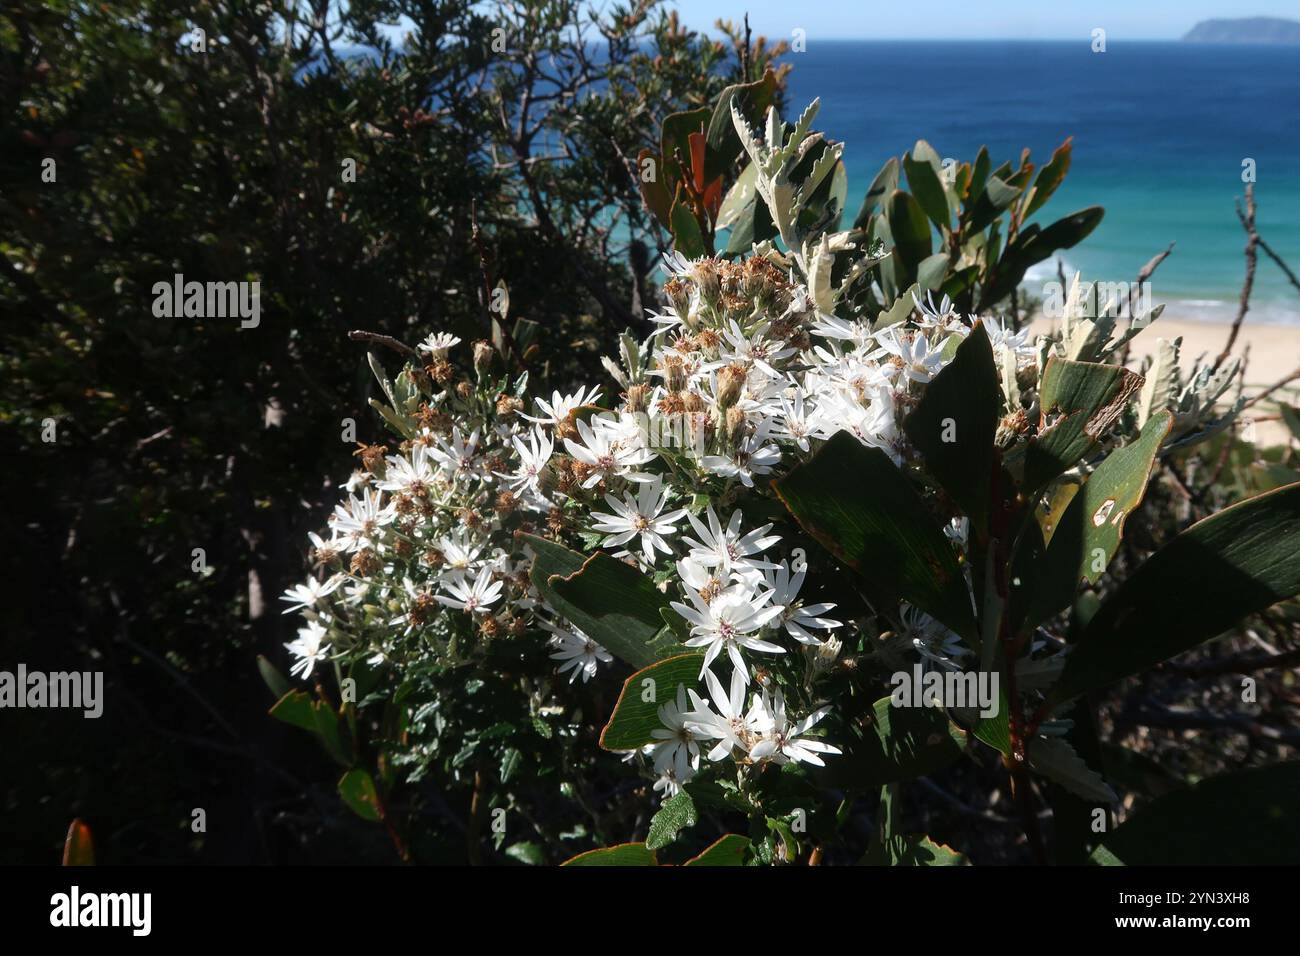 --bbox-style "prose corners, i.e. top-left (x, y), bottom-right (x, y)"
top-left (762, 561), bottom-right (842, 645)
top-left (874, 327), bottom-right (946, 384)
top-left (330, 487), bottom-right (396, 553)
top-left (429, 426), bottom-right (482, 480)
top-left (497, 426), bottom-right (553, 497)
top-left (702, 421), bottom-right (781, 488)
top-left (589, 477), bottom-right (687, 564)
top-left (683, 667), bottom-right (765, 761)
top-left (562, 416), bottom-right (655, 488)
top-left (521, 385), bottom-right (602, 429)
top-left (681, 506), bottom-right (781, 578)
top-left (416, 332), bottom-right (461, 358)
top-left (279, 574), bottom-right (343, 614)
top-left (284, 620), bottom-right (332, 679)
top-left (748, 689), bottom-right (841, 767)
top-left (435, 565), bottom-right (503, 614)
top-left (649, 683), bottom-right (701, 779)
top-left (435, 529), bottom-right (485, 572)
top-left (546, 624), bottom-right (613, 683)
top-left (671, 582), bottom-right (785, 680)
